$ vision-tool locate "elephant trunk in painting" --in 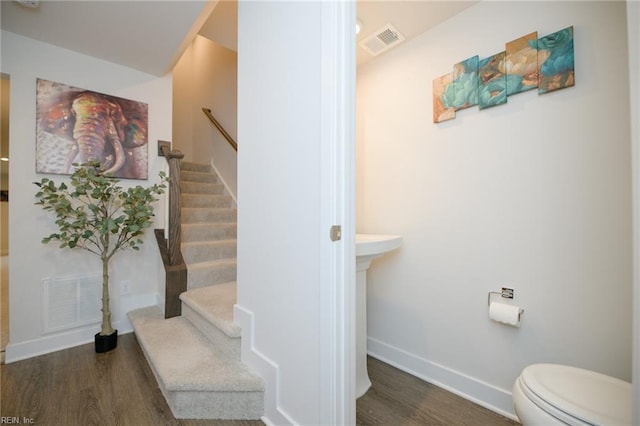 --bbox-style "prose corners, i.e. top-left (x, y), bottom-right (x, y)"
top-left (71, 93), bottom-right (127, 175)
